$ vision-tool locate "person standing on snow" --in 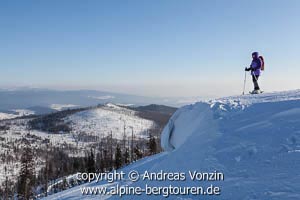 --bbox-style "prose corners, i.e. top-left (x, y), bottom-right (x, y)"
top-left (245, 52), bottom-right (262, 94)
